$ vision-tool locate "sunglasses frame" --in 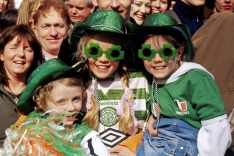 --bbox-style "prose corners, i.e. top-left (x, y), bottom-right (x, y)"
top-left (138, 43), bottom-right (178, 62)
top-left (84, 42), bottom-right (124, 62)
